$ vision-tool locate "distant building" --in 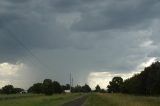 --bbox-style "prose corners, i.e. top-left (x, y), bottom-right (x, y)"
top-left (64, 90), bottom-right (71, 93)
top-left (20, 90), bottom-right (27, 94)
